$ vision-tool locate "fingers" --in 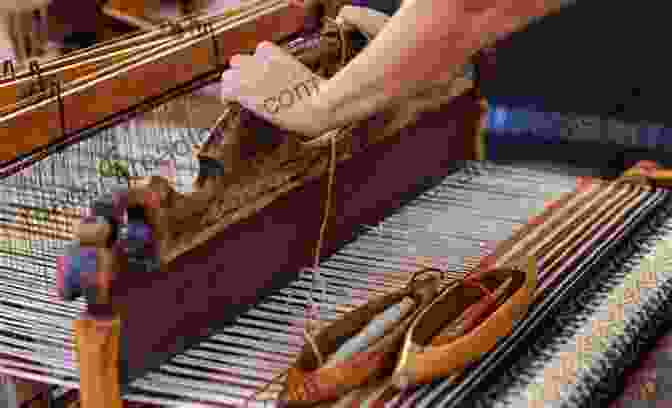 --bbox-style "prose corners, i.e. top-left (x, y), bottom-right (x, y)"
top-left (230, 53), bottom-right (255, 68)
top-left (219, 39), bottom-right (323, 130)
top-left (232, 42), bottom-right (285, 65)
top-left (256, 42), bottom-right (318, 84)
top-left (255, 41), bottom-right (299, 67)
top-left (337, 5), bottom-right (390, 38)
